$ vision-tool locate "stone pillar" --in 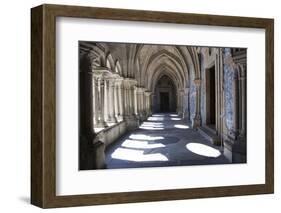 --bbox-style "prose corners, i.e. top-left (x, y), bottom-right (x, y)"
top-left (192, 79), bottom-right (201, 128)
top-left (239, 67), bottom-right (246, 138)
top-left (79, 59), bottom-right (94, 136)
top-left (81, 65), bottom-right (114, 169)
top-left (151, 93), bottom-right (156, 114)
top-left (118, 82), bottom-right (124, 120)
top-left (232, 68), bottom-right (239, 137)
top-left (114, 81), bottom-right (119, 121)
top-left (134, 86), bottom-right (138, 117)
top-left (145, 91), bottom-right (152, 117)
top-left (182, 88), bottom-right (190, 120)
top-left (114, 78), bottom-right (123, 121)
top-left (136, 87), bottom-right (143, 120)
top-left (92, 69), bottom-right (113, 128)
top-left (136, 87), bottom-right (140, 119)
top-left (108, 79), bottom-right (117, 123)
top-left (223, 48), bottom-right (246, 163)
top-left (92, 77), bottom-right (99, 126)
top-left (123, 79), bottom-right (138, 129)
top-left (178, 89), bottom-right (184, 116)
top-left (123, 79), bottom-right (131, 118)
top-left (143, 91), bottom-right (147, 118)
top-left (130, 85), bottom-right (136, 117)
top-left (79, 56), bottom-right (97, 170)
top-left (140, 88), bottom-right (145, 120)
top-left (123, 82), bottom-right (128, 117)
top-left (96, 78), bottom-right (107, 128)
top-left (127, 84), bottom-right (132, 116)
